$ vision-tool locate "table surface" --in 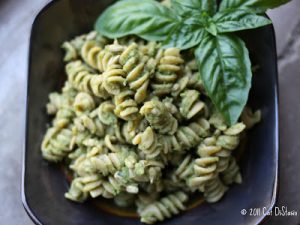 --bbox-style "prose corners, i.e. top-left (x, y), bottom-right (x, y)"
top-left (0, 0), bottom-right (299, 224)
